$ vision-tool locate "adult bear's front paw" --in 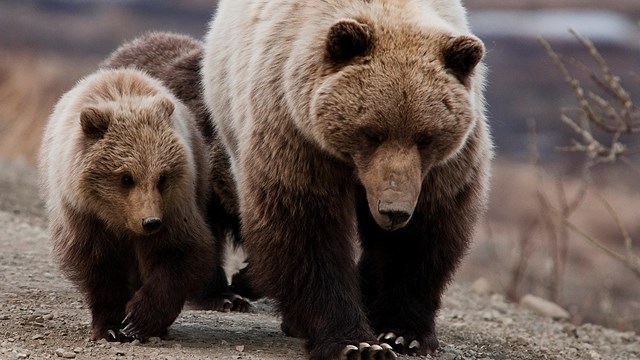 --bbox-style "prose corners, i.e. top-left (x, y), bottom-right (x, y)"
top-left (310, 340), bottom-right (397, 360)
top-left (377, 330), bottom-right (438, 356)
